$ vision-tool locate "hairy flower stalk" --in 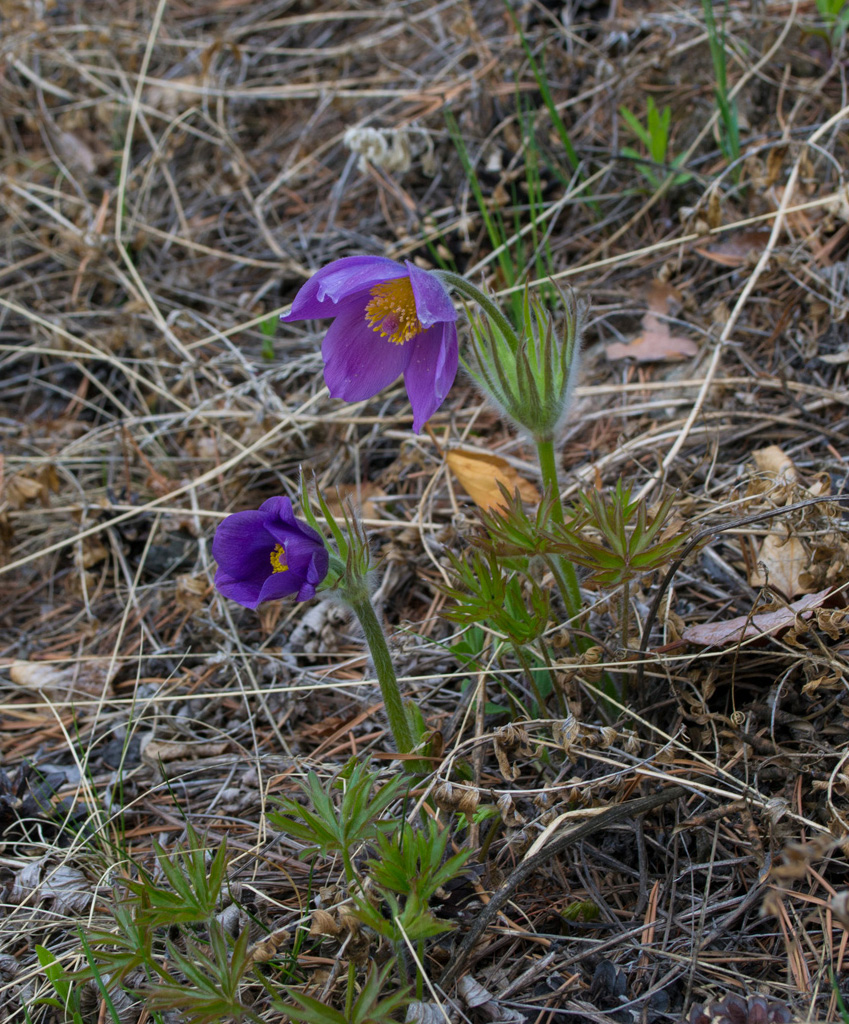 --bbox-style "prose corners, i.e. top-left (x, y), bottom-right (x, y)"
top-left (347, 586), bottom-right (415, 758)
top-left (298, 479), bottom-right (423, 769)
